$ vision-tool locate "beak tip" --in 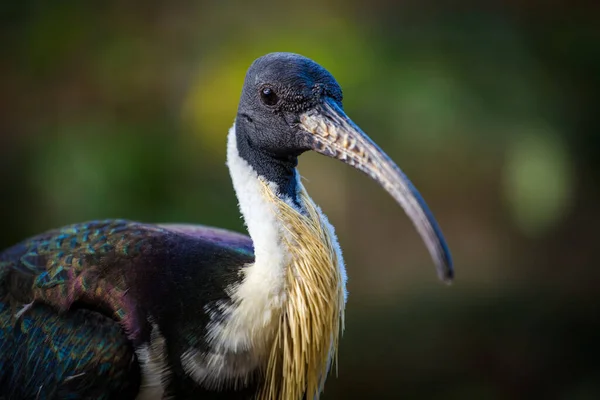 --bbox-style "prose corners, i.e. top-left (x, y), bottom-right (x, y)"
top-left (435, 239), bottom-right (454, 284)
top-left (437, 262), bottom-right (454, 285)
